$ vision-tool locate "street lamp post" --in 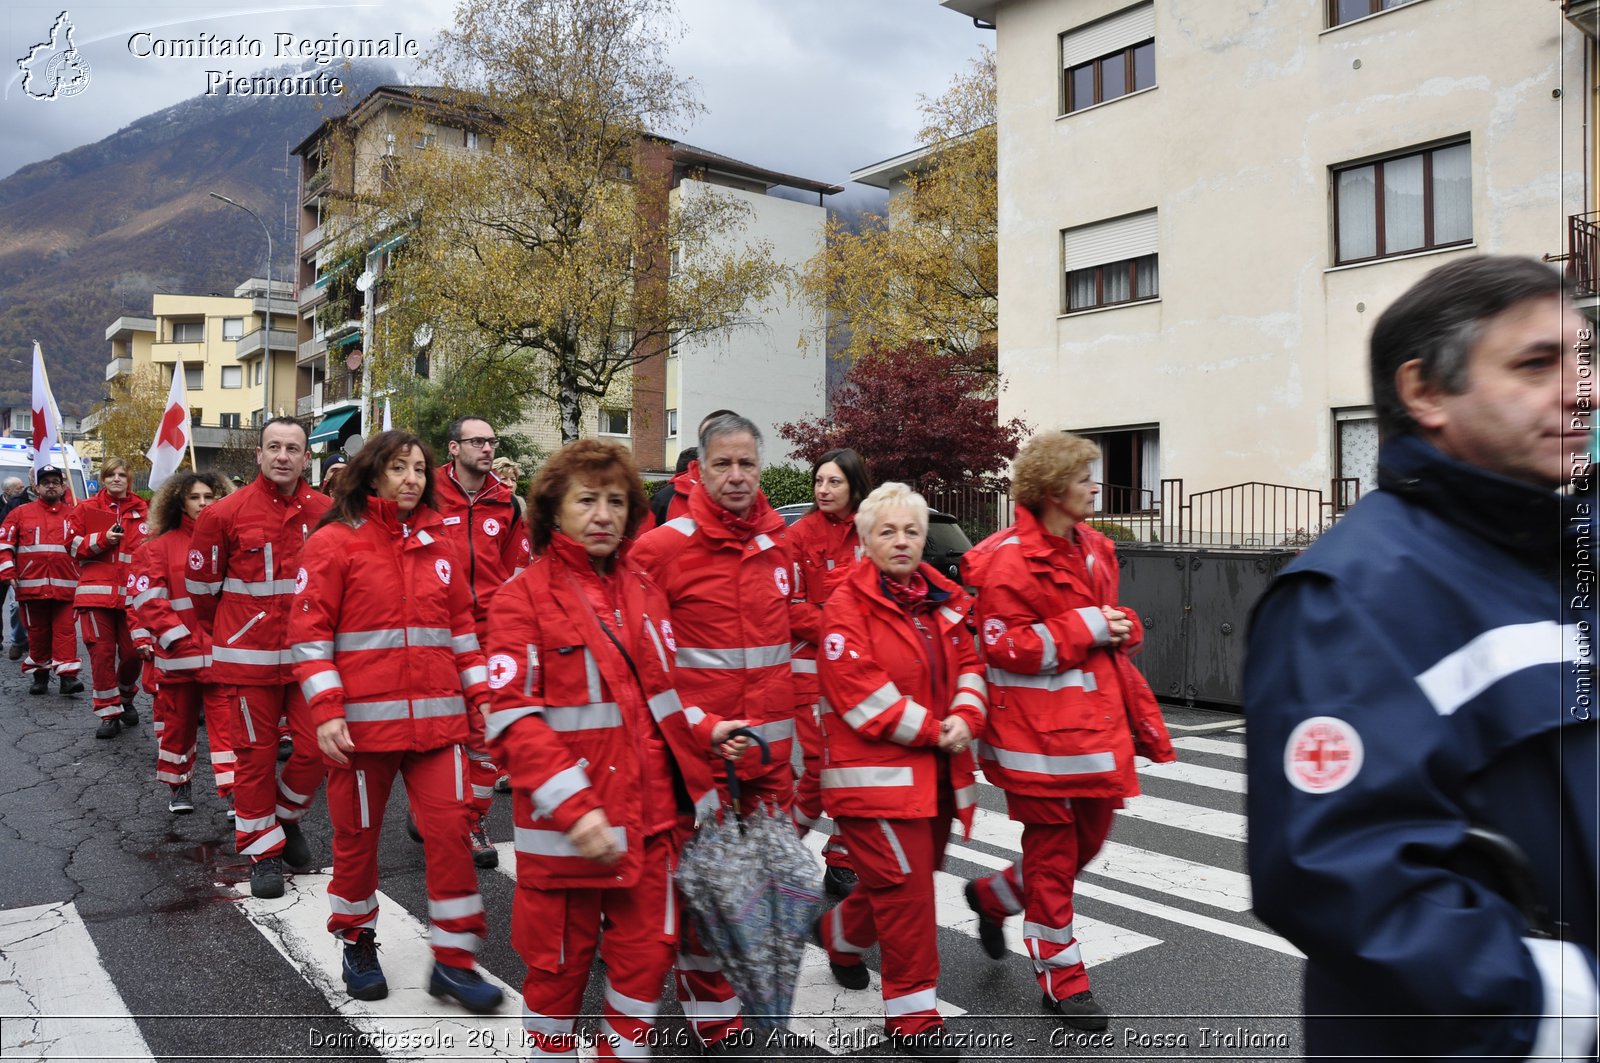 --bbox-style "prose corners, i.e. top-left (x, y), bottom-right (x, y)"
top-left (208, 192), bottom-right (273, 425)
